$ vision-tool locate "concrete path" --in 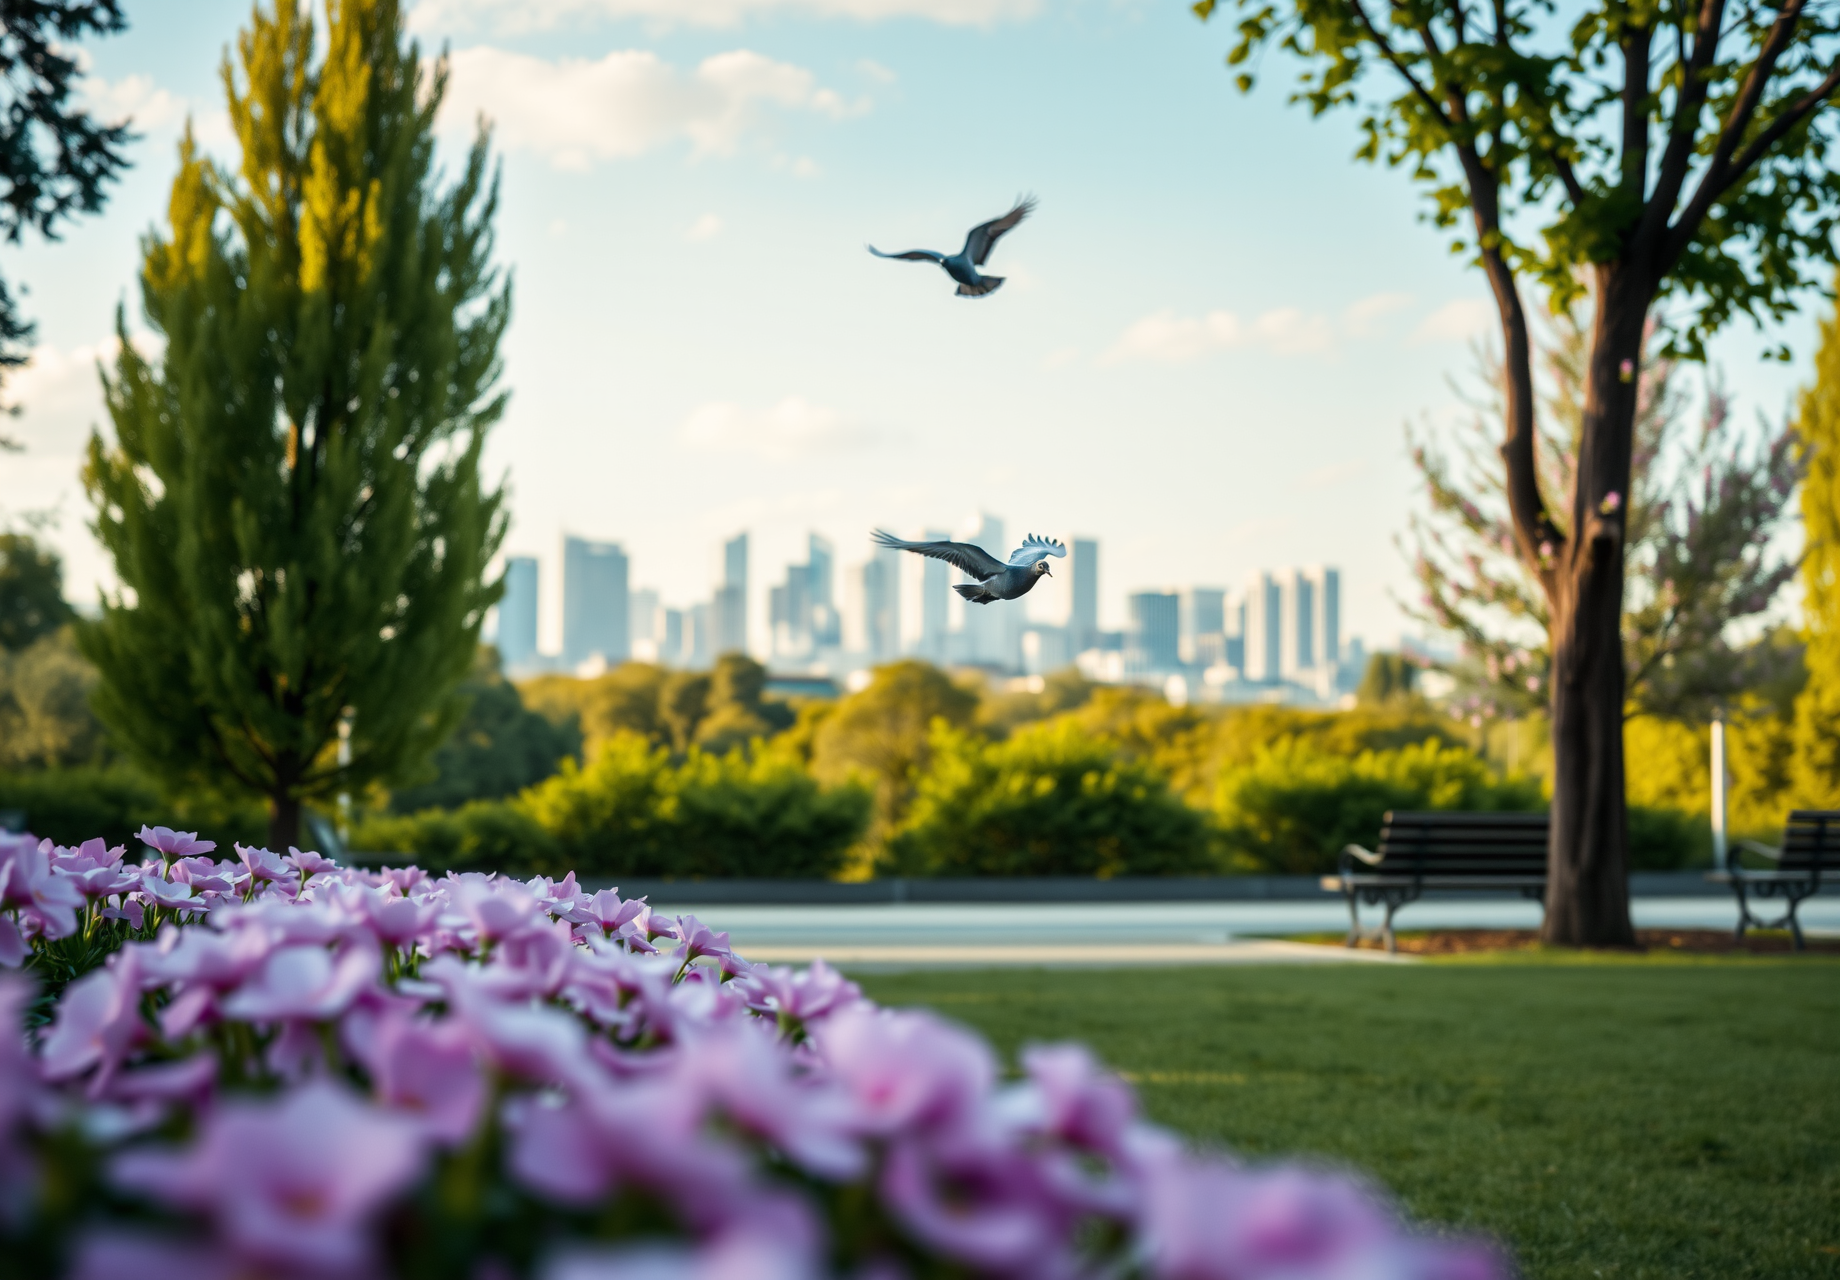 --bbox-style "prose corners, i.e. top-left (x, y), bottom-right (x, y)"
top-left (671, 896), bottom-right (1840, 969)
